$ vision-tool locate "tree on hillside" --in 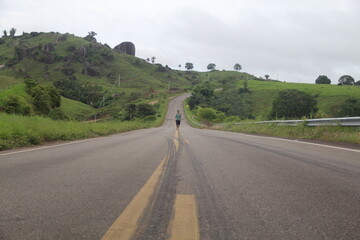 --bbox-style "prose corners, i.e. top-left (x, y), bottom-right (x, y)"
top-left (315, 75), bottom-right (331, 84)
top-left (178, 64), bottom-right (181, 69)
top-left (2, 30), bottom-right (7, 37)
top-left (146, 58), bottom-right (150, 62)
top-left (234, 63), bottom-right (242, 71)
top-left (207, 63), bottom-right (216, 71)
top-left (84, 31), bottom-right (97, 42)
top-left (337, 98), bottom-right (360, 117)
top-left (265, 75), bottom-right (270, 80)
top-left (151, 56), bottom-right (156, 64)
top-left (9, 28), bottom-right (16, 38)
top-left (355, 80), bottom-right (360, 86)
top-left (185, 62), bottom-right (194, 70)
top-left (338, 75), bottom-right (355, 85)
top-left (88, 31), bottom-right (97, 37)
top-left (270, 89), bottom-right (318, 119)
